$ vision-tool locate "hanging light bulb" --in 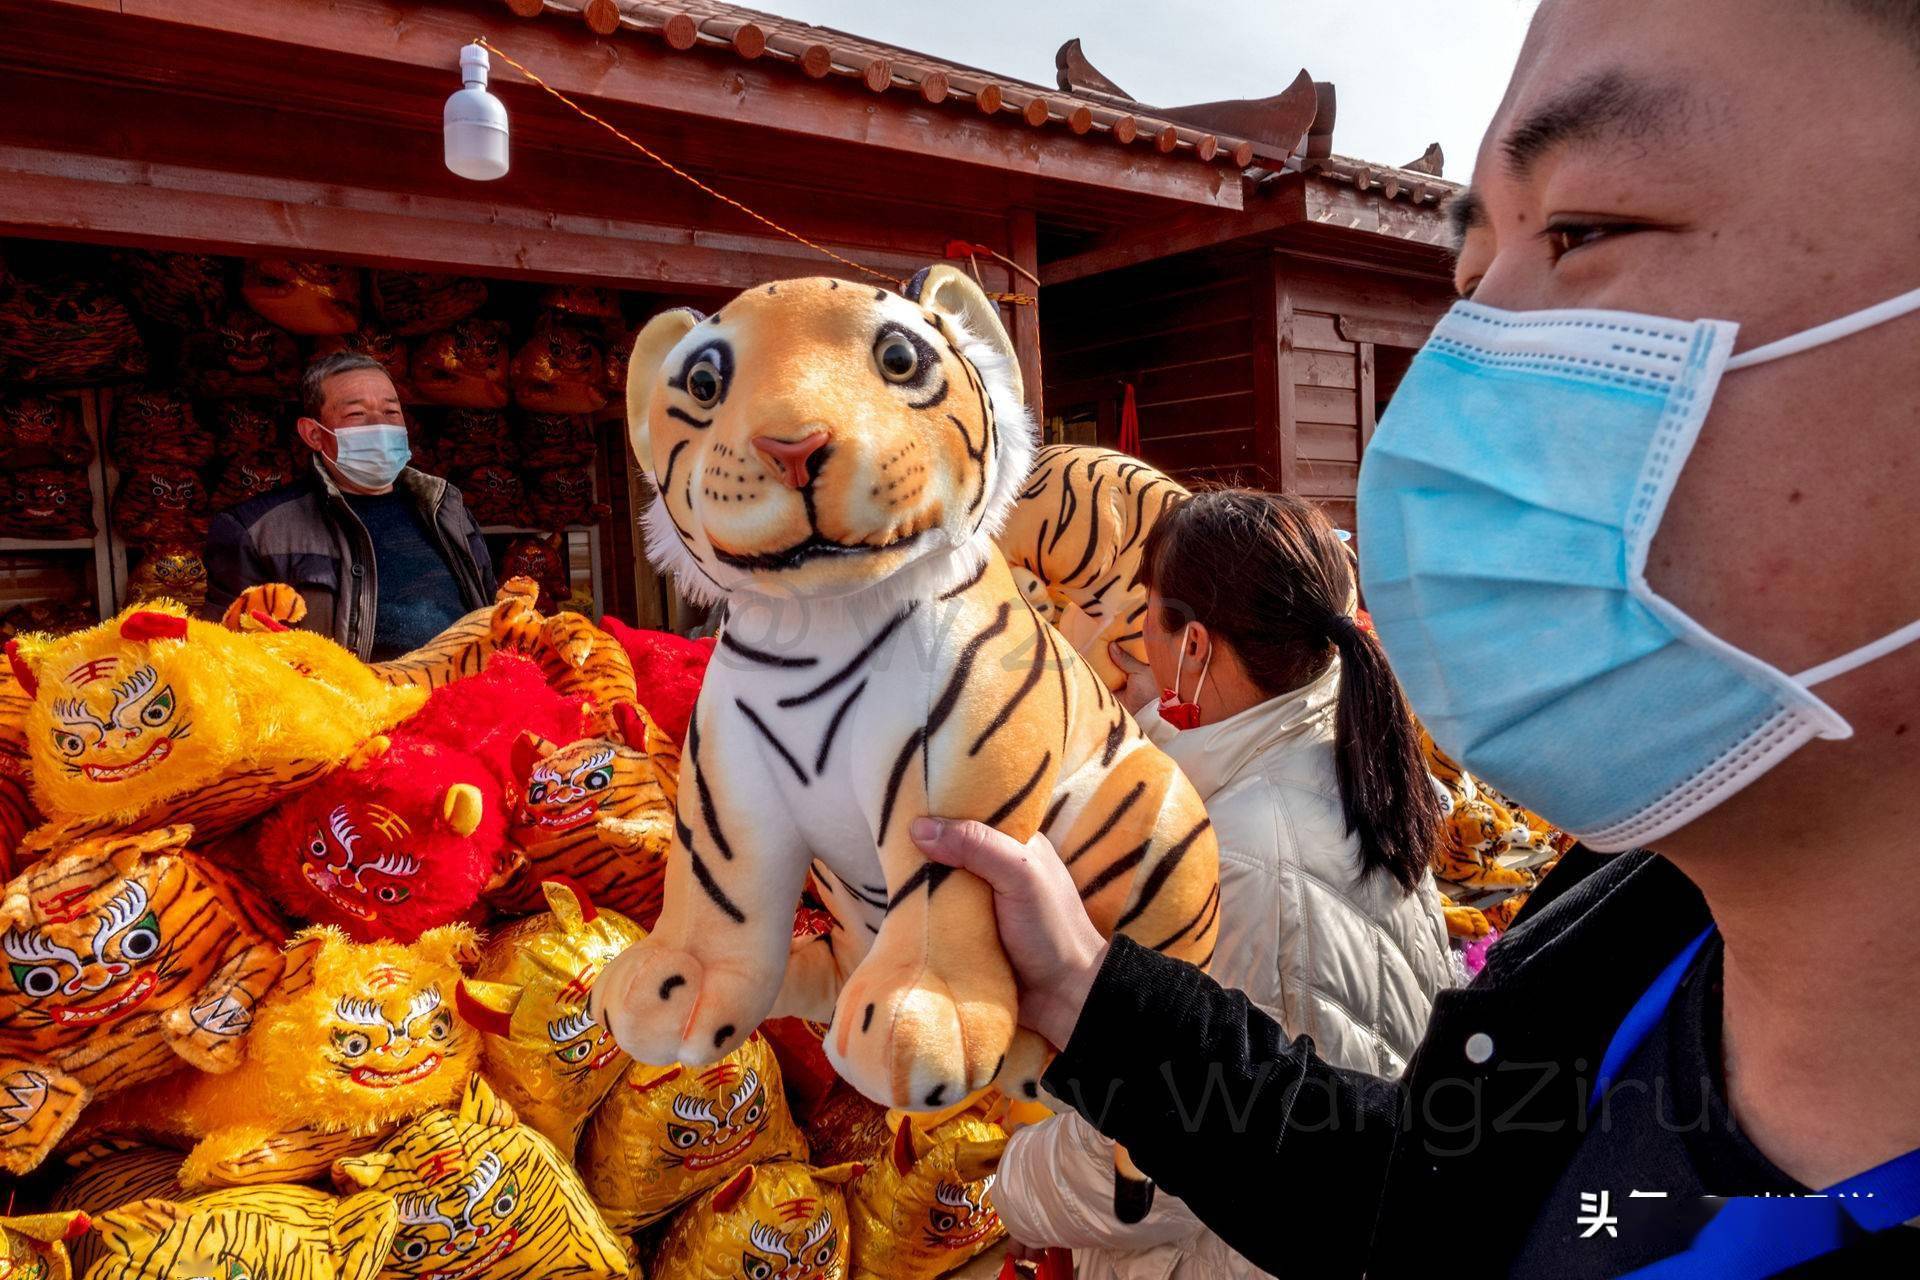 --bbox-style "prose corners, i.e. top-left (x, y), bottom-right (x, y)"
top-left (445, 42), bottom-right (509, 181)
